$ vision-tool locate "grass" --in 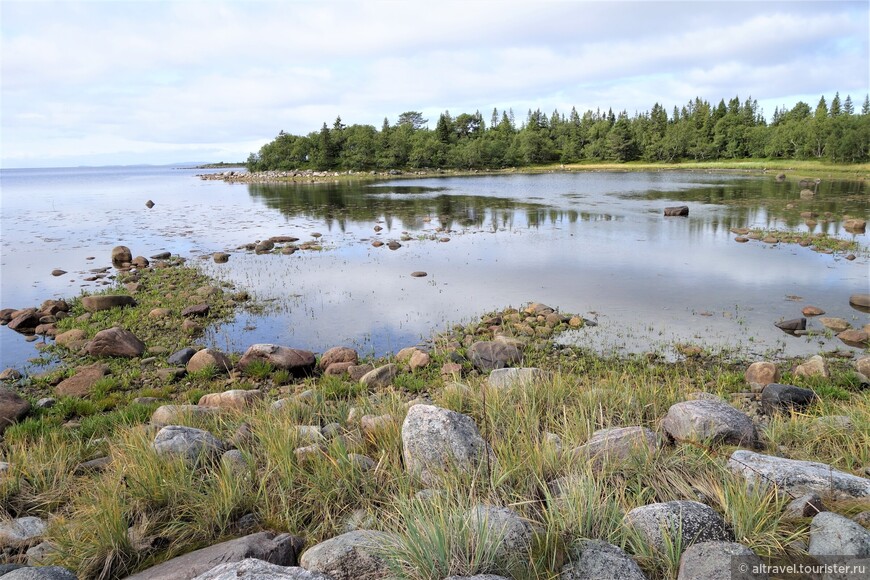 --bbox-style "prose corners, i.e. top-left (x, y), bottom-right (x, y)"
top-left (2, 278), bottom-right (868, 578)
